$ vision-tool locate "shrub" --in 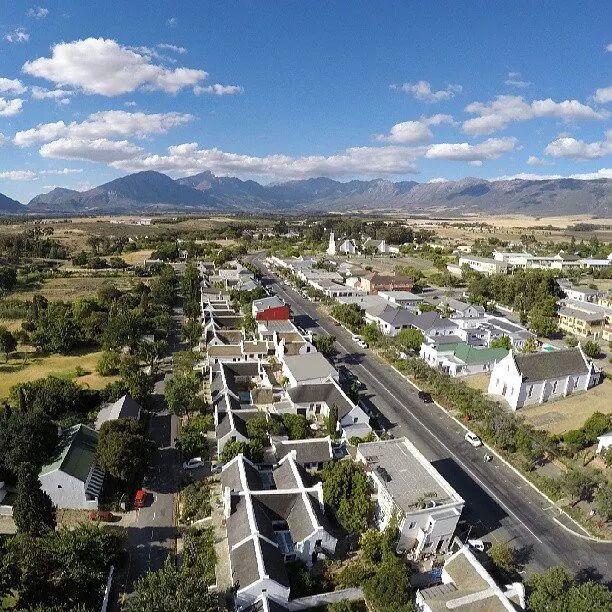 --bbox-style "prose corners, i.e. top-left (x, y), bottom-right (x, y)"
top-left (96, 351), bottom-right (122, 376)
top-left (180, 481), bottom-right (212, 524)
